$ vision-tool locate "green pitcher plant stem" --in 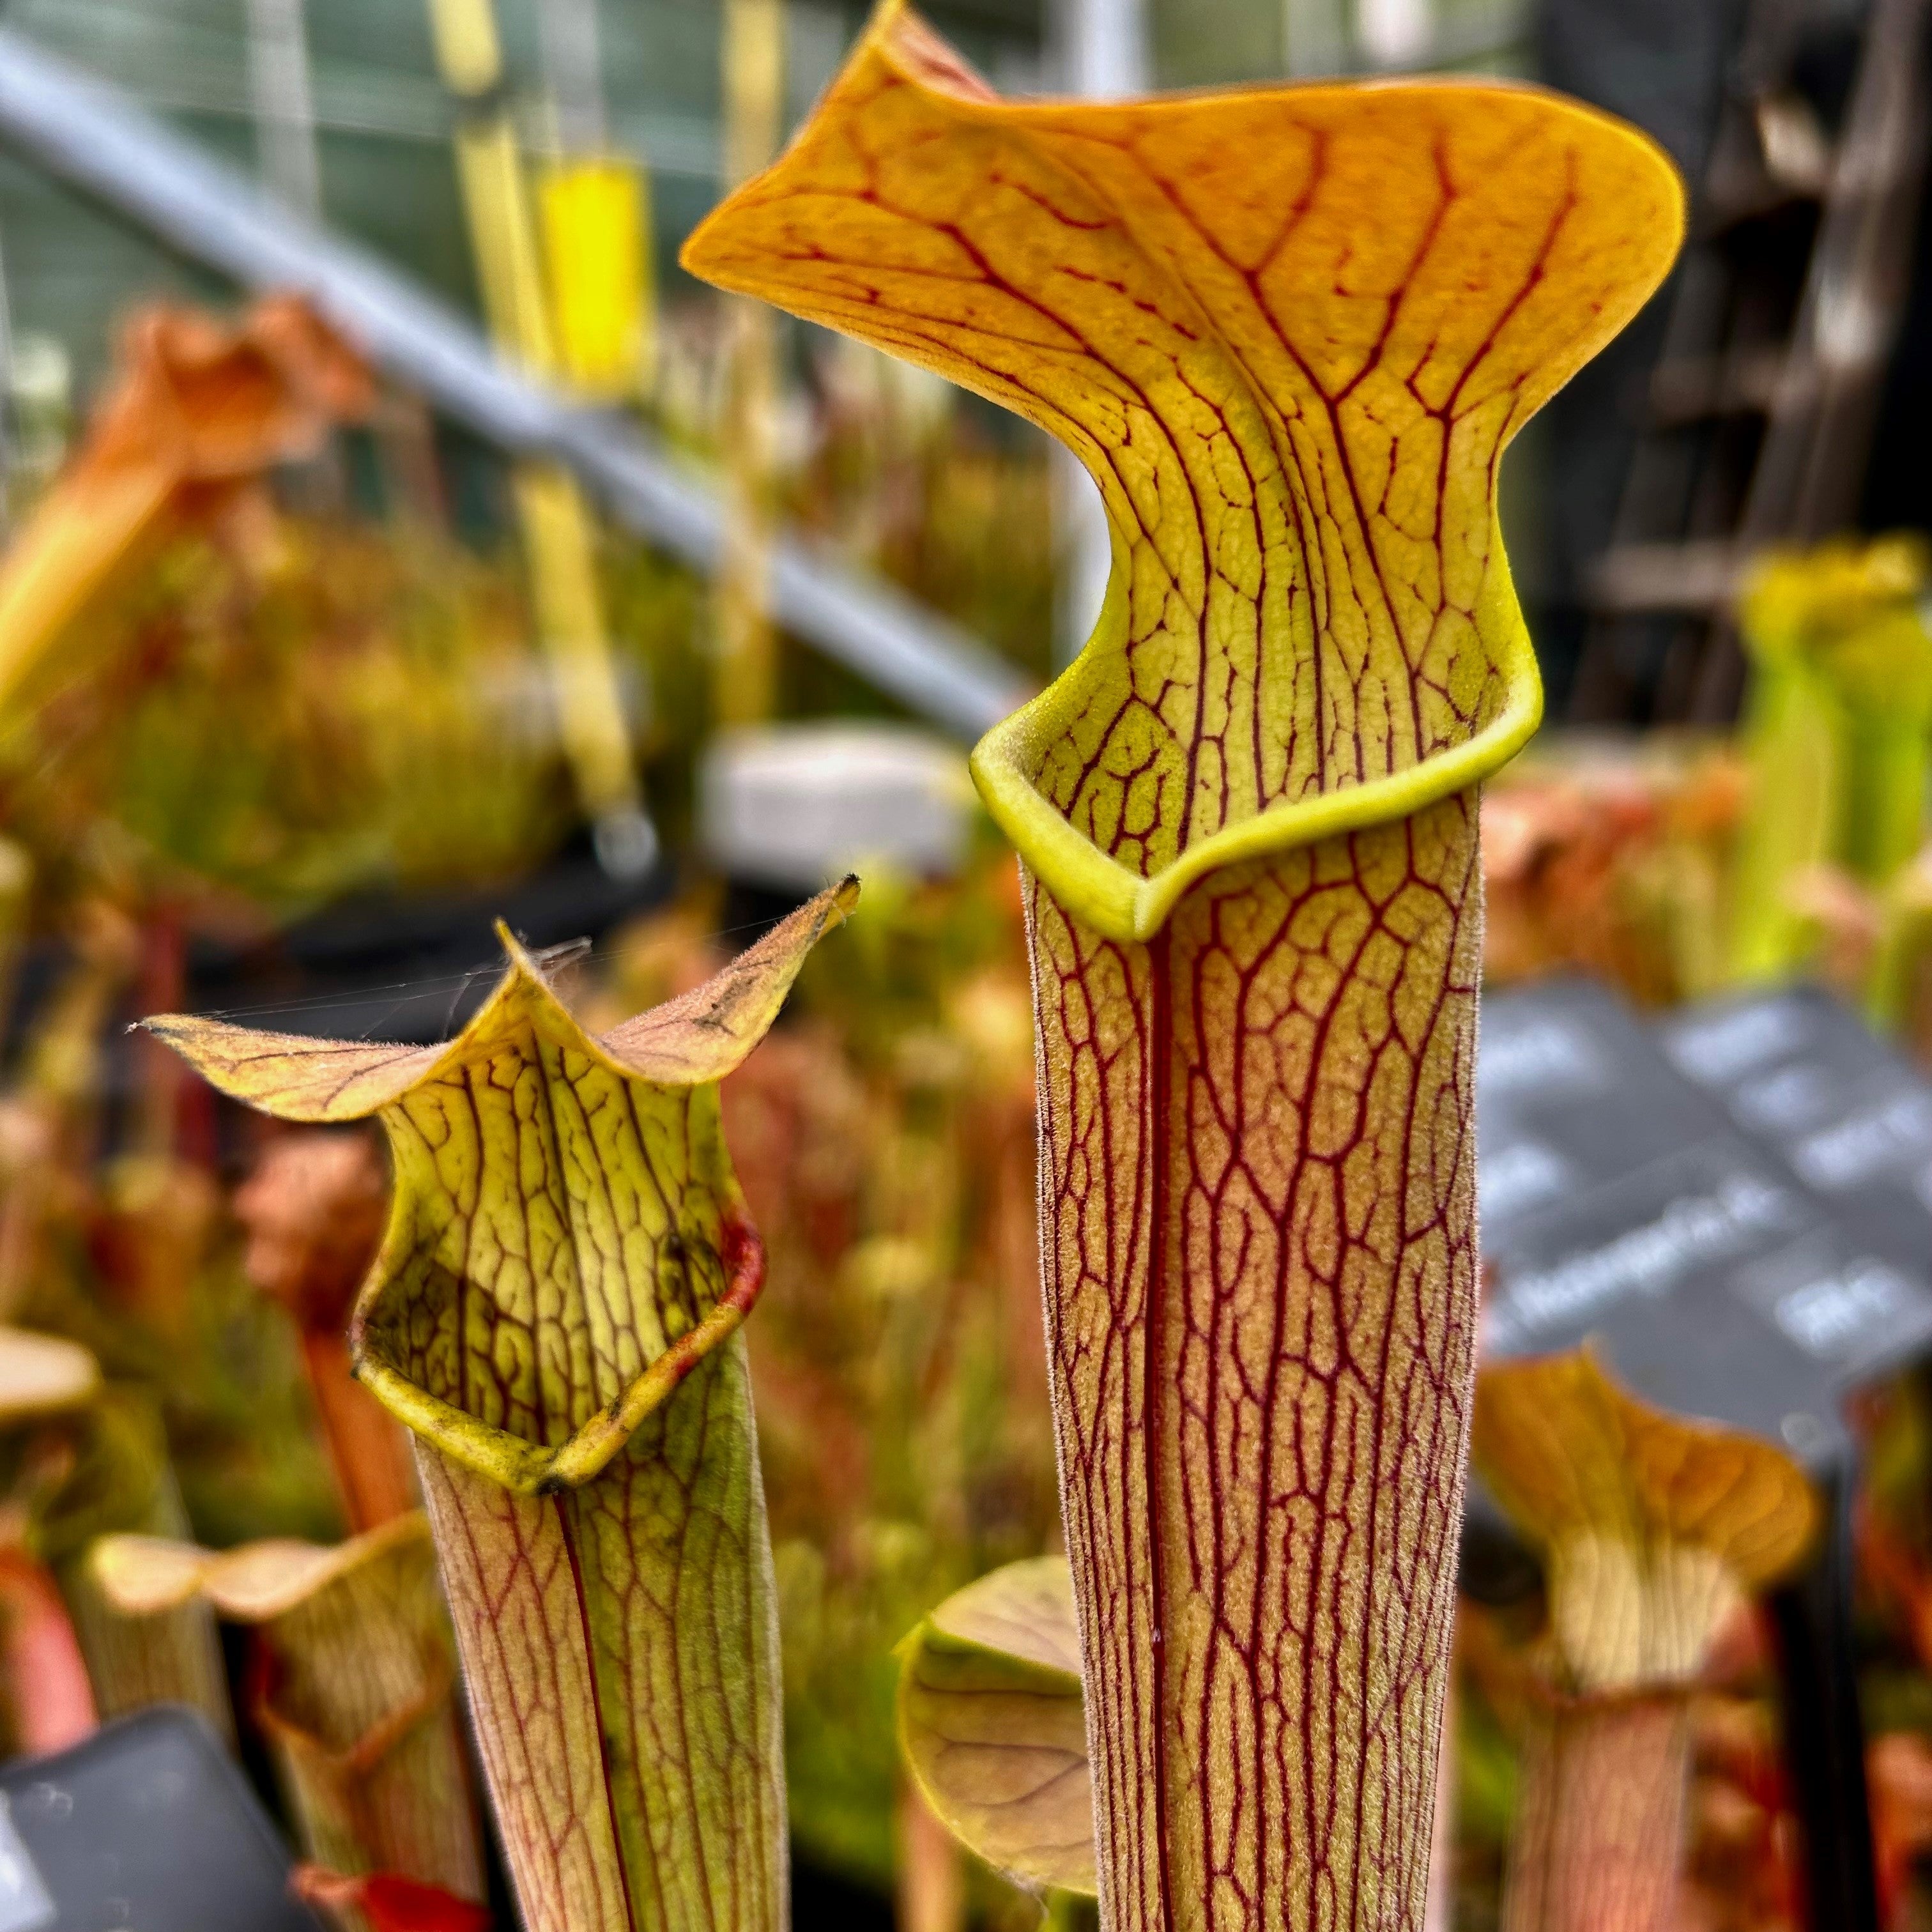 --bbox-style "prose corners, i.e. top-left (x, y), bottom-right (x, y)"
top-left (684, 12), bottom-right (1680, 1929)
top-left (1731, 537), bottom-right (1932, 983)
top-left (144, 880), bottom-right (857, 1932)
top-left (1499, 1685), bottom-right (1689, 1932)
